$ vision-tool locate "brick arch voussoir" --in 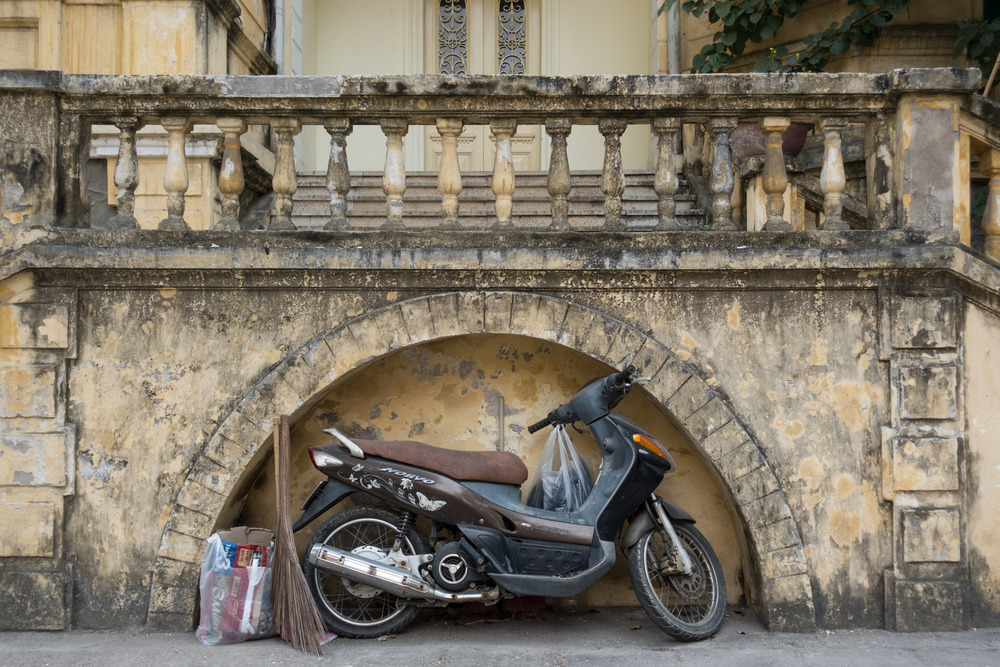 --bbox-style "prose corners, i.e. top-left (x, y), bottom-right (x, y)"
top-left (146, 290), bottom-right (816, 631)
